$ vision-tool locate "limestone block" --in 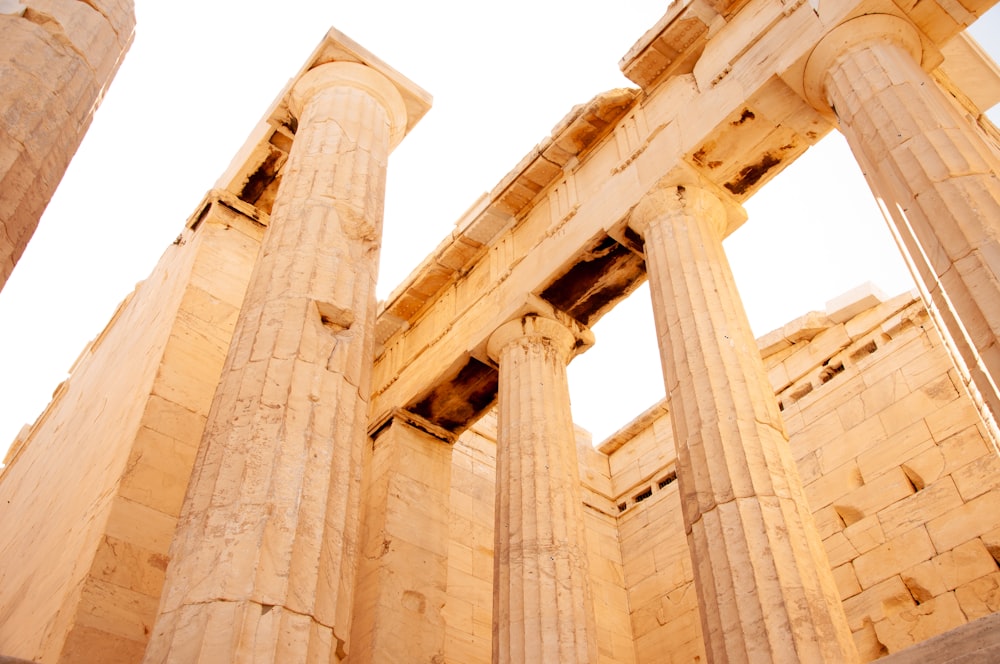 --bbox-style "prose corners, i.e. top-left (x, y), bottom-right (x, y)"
top-left (951, 449), bottom-right (1000, 501)
top-left (813, 505), bottom-right (846, 540)
top-left (877, 476), bottom-right (964, 540)
top-left (826, 283), bottom-right (887, 324)
top-left (878, 375), bottom-right (960, 438)
top-left (88, 534), bottom-right (168, 599)
top-left (903, 538), bottom-right (997, 604)
top-left (831, 467), bottom-right (916, 528)
top-left (826, 531), bottom-right (862, 569)
top-left (853, 619), bottom-right (890, 662)
top-left (924, 393), bottom-right (987, 443)
top-left (859, 371), bottom-right (912, 423)
top-left (59, 624), bottom-right (147, 664)
top-left (806, 460), bottom-right (863, 510)
top-left (789, 408), bottom-right (845, 461)
top-left (981, 526), bottom-right (1000, 564)
top-left (856, 419), bottom-right (934, 484)
top-left (842, 575), bottom-right (916, 632)
top-left (927, 490), bottom-right (1000, 552)
top-left (853, 526), bottom-right (936, 590)
top-left (74, 576), bottom-right (159, 644)
top-left (873, 591), bottom-right (967, 654)
top-left (955, 571), bottom-right (1000, 620)
top-left (901, 424), bottom-right (990, 489)
top-left (782, 324), bottom-right (852, 388)
top-left (833, 563), bottom-right (863, 601)
top-left (844, 515), bottom-right (886, 556)
top-left (816, 415), bottom-right (887, 474)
